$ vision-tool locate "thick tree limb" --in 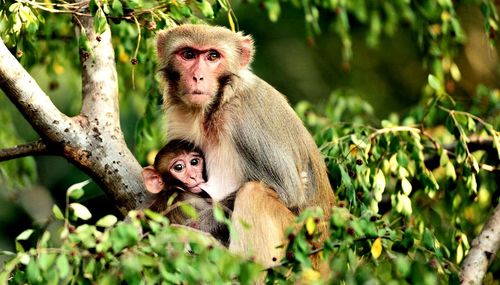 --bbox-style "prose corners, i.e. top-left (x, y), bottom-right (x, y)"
top-left (0, 139), bottom-right (51, 162)
top-left (0, 15), bottom-right (149, 215)
top-left (460, 203), bottom-right (500, 284)
top-left (69, 13), bottom-right (150, 214)
top-left (0, 38), bottom-right (76, 142)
